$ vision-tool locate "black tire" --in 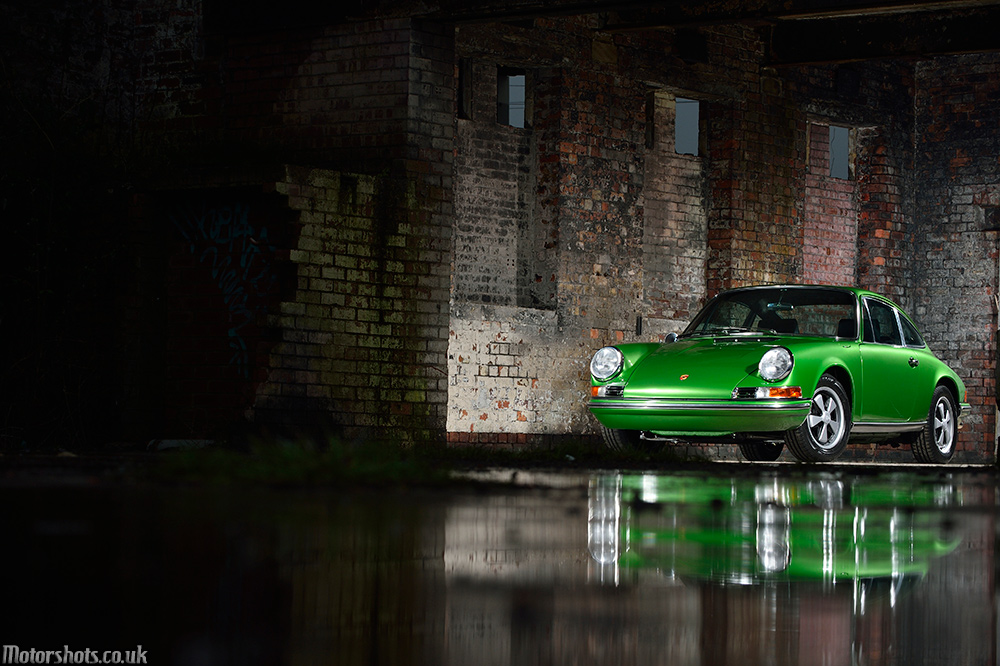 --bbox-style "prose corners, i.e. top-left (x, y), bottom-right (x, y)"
top-left (911, 386), bottom-right (958, 463)
top-left (785, 374), bottom-right (851, 463)
top-left (738, 439), bottom-right (784, 462)
top-left (600, 426), bottom-right (662, 453)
